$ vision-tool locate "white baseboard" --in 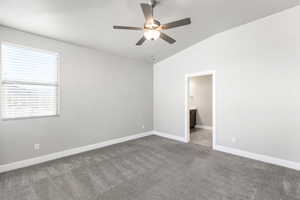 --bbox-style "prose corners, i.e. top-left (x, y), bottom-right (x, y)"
top-left (0, 131), bottom-right (154, 173)
top-left (2, 131), bottom-right (298, 173)
top-left (153, 131), bottom-right (188, 143)
top-left (195, 125), bottom-right (213, 130)
top-left (215, 145), bottom-right (300, 171)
